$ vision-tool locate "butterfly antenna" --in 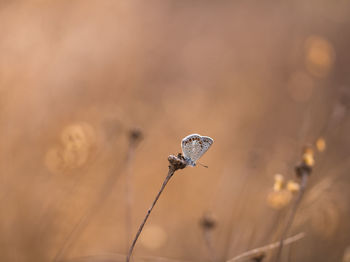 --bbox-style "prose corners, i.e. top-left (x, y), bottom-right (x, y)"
top-left (198, 162), bottom-right (208, 168)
